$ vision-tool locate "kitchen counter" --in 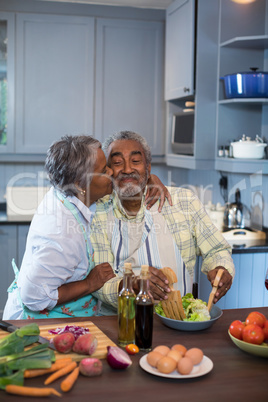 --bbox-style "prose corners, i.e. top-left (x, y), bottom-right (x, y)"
top-left (2, 308), bottom-right (267, 402)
